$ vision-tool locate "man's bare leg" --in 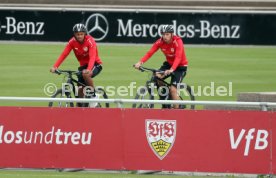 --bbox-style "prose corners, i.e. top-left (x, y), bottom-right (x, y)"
top-left (170, 86), bottom-right (180, 109)
top-left (76, 86), bottom-right (84, 107)
top-left (82, 73), bottom-right (95, 96)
